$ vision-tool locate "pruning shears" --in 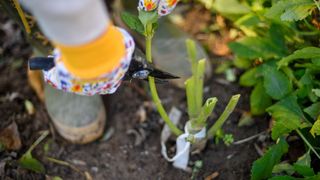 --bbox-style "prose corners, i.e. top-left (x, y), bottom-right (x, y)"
top-left (28, 48), bottom-right (179, 83)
